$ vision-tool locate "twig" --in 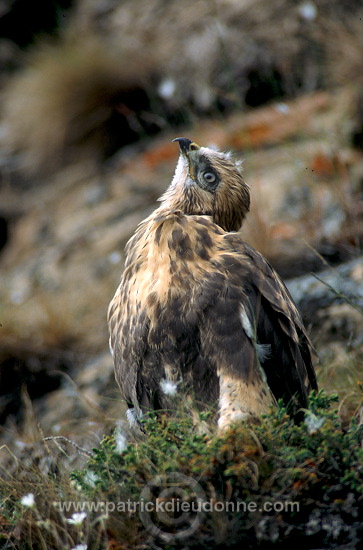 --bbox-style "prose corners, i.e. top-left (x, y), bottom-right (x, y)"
top-left (311, 273), bottom-right (363, 315)
top-left (43, 436), bottom-right (94, 458)
top-left (302, 239), bottom-right (333, 272)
